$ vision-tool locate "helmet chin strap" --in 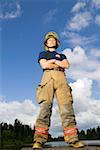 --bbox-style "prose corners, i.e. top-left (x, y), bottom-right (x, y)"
top-left (46, 45), bottom-right (56, 49)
